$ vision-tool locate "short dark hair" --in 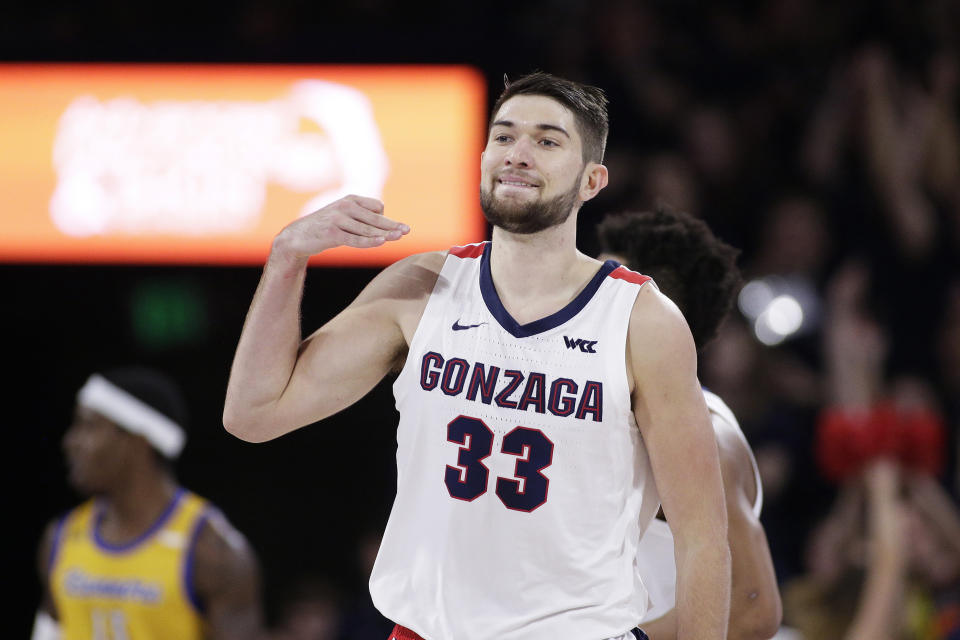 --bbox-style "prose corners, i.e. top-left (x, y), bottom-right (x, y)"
top-left (596, 205), bottom-right (742, 350)
top-left (490, 71), bottom-right (609, 164)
